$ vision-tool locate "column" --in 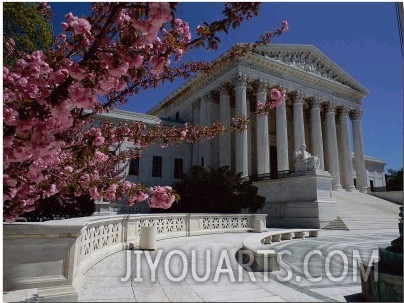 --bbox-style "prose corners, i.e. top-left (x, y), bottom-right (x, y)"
top-left (256, 80), bottom-right (270, 175)
top-left (219, 86), bottom-right (231, 168)
top-left (325, 102), bottom-right (342, 190)
top-left (321, 113), bottom-right (329, 171)
top-left (276, 91), bottom-right (289, 171)
top-left (293, 92), bottom-right (305, 151)
top-left (200, 94), bottom-right (211, 168)
top-left (351, 110), bottom-right (368, 192)
top-left (310, 99), bottom-right (325, 170)
top-left (336, 119), bottom-right (345, 187)
top-left (234, 73), bottom-right (249, 176)
top-left (191, 99), bottom-right (200, 166)
top-left (339, 107), bottom-right (355, 191)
